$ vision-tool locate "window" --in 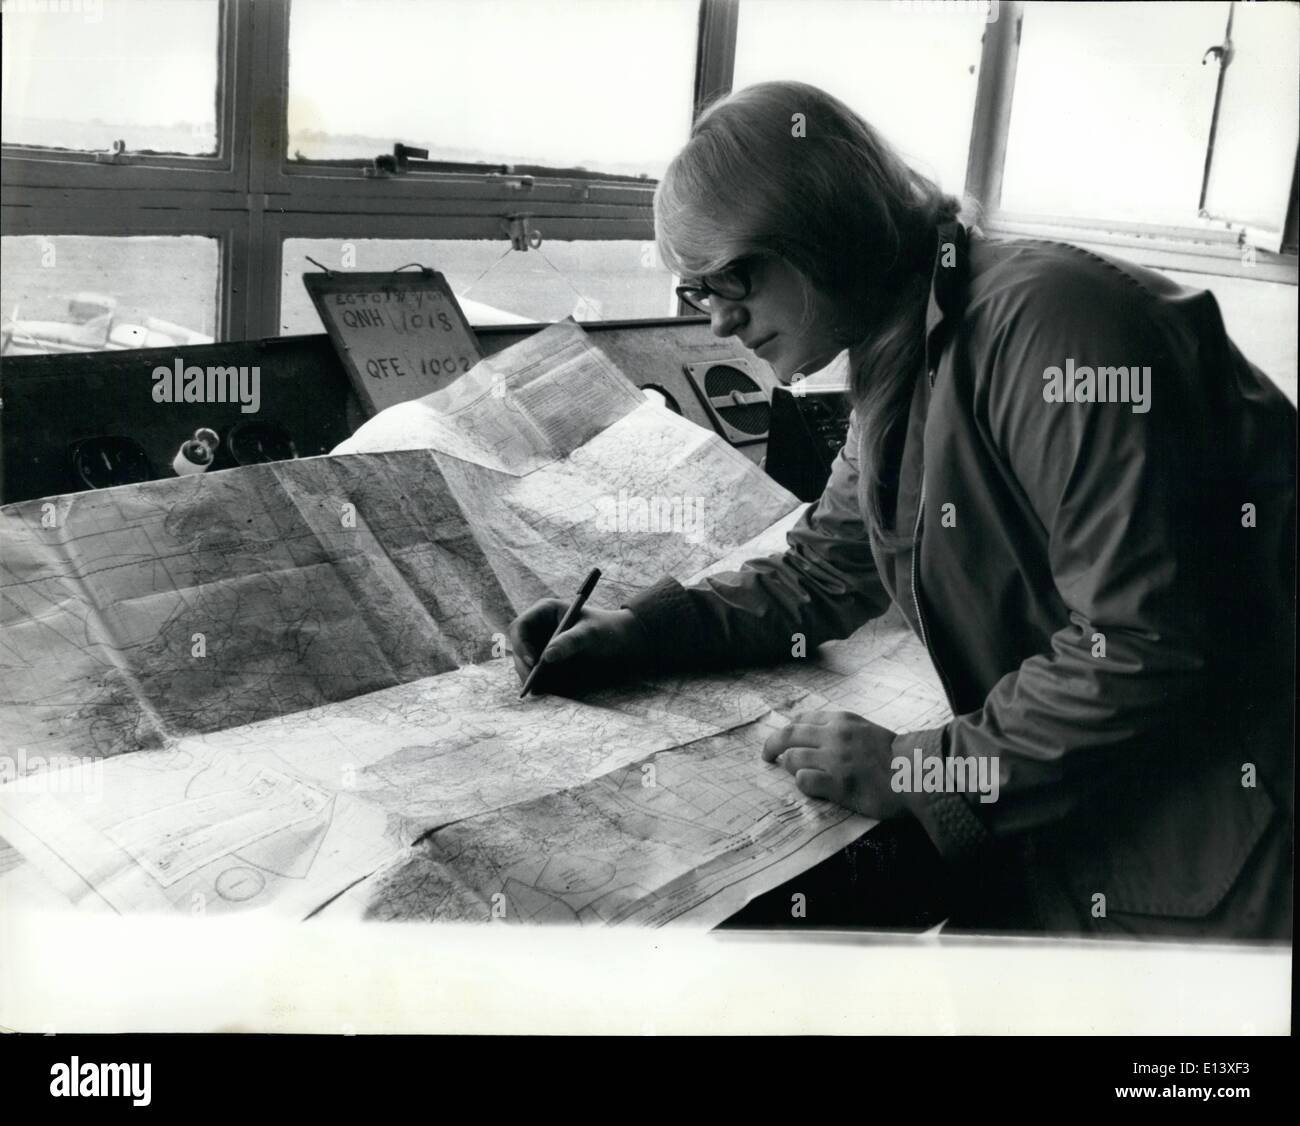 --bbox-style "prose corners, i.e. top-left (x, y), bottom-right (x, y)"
top-left (286, 0), bottom-right (698, 178)
top-left (280, 238), bottom-right (675, 333)
top-left (996, 0), bottom-right (1298, 252)
top-left (256, 0), bottom-right (687, 334)
top-left (732, 0), bottom-right (989, 196)
top-left (1200, 0), bottom-right (1300, 251)
top-left (1, 0), bottom-right (221, 157)
top-left (0, 235), bottom-right (220, 355)
top-left (1000, 1), bottom-right (1226, 224)
top-left (2, 0), bottom-right (1294, 357)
